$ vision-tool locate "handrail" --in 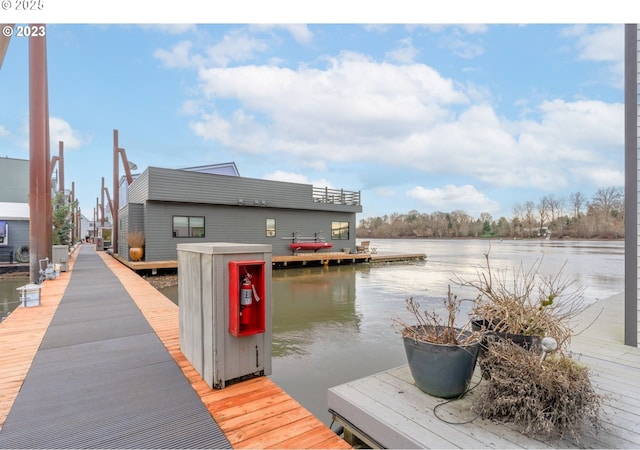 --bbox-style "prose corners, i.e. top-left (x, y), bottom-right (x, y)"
top-left (312, 187), bottom-right (361, 206)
